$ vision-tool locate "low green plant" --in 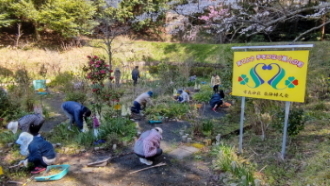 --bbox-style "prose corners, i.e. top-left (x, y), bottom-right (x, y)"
top-left (98, 116), bottom-right (136, 144)
top-left (211, 144), bottom-right (257, 185)
top-left (45, 123), bottom-right (79, 144)
top-left (202, 119), bottom-right (213, 136)
top-left (145, 102), bottom-right (190, 120)
top-left (75, 130), bottom-right (95, 146)
top-left (192, 86), bottom-right (212, 103)
top-left (0, 130), bottom-right (19, 147)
